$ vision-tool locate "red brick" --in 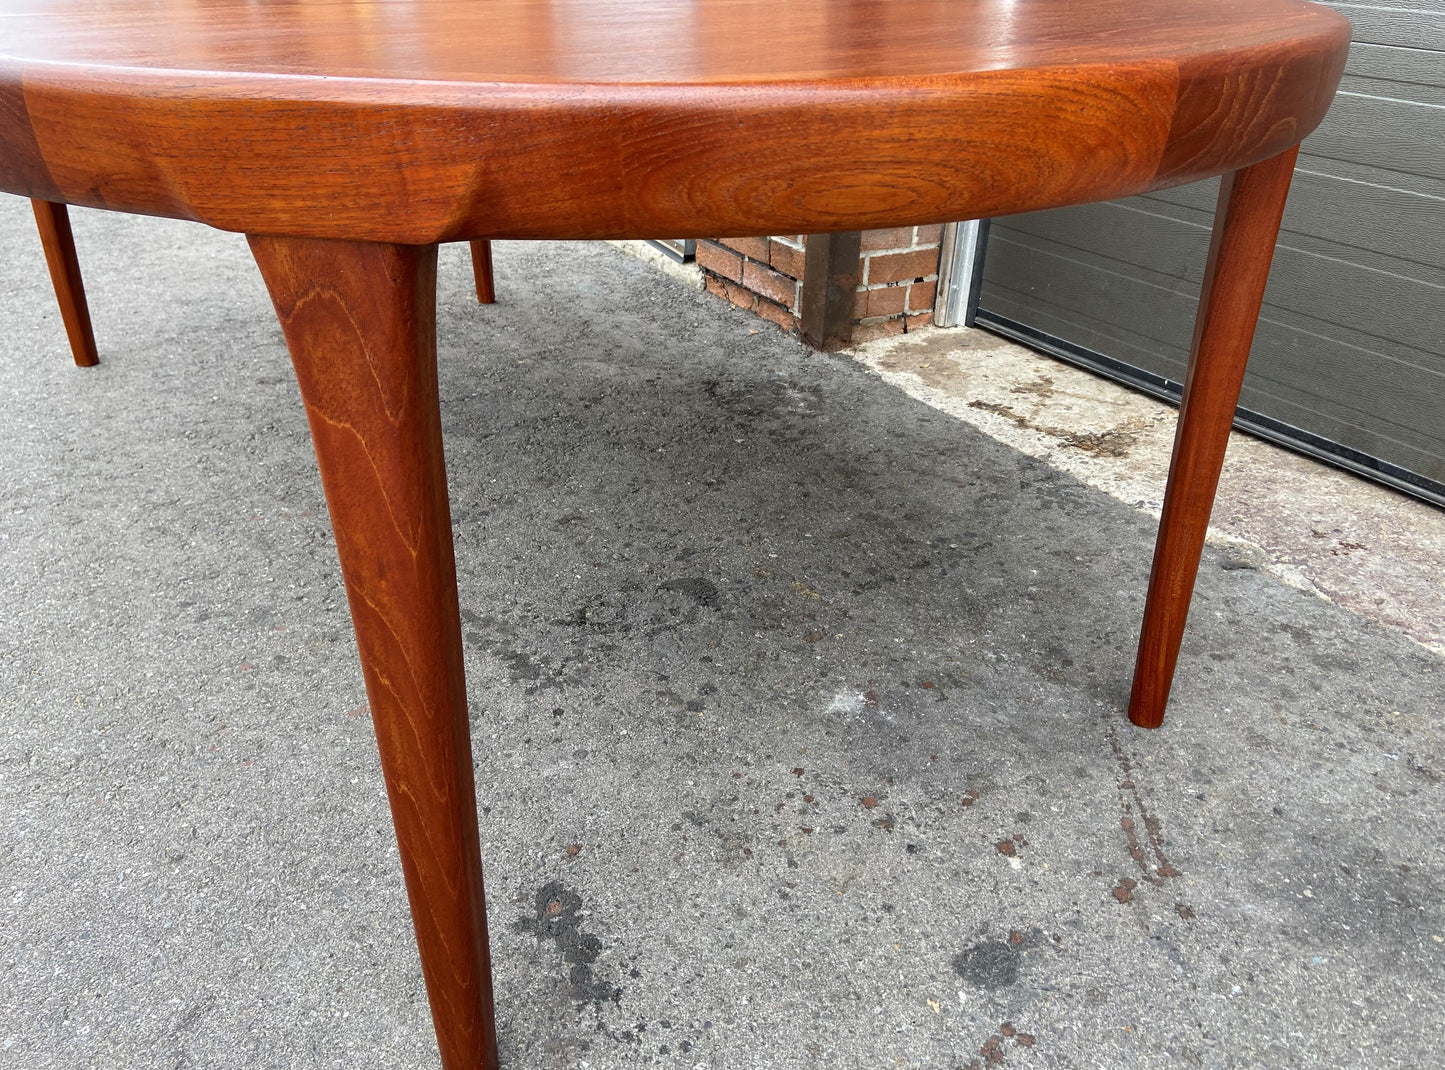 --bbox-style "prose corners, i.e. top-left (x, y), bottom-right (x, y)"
top-left (704, 276), bottom-right (727, 299)
top-left (906, 311), bottom-right (934, 331)
top-left (742, 260), bottom-right (799, 309)
top-left (721, 279), bottom-right (758, 311)
top-left (865, 247), bottom-right (940, 285)
top-left (914, 224), bottom-right (944, 245)
top-left (696, 240), bottom-right (743, 283)
top-left (755, 298), bottom-right (797, 332)
top-left (860, 285), bottom-right (907, 319)
top-left (907, 280), bottom-right (938, 314)
top-left (861, 226), bottom-right (915, 252)
top-left (769, 239), bottom-right (806, 280)
top-left (719, 236), bottom-right (771, 262)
